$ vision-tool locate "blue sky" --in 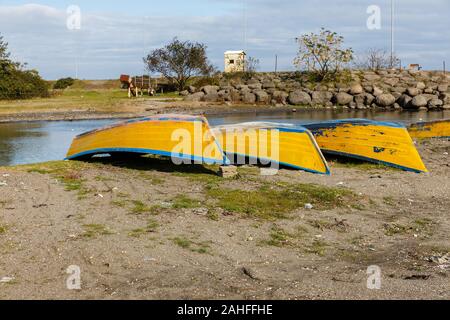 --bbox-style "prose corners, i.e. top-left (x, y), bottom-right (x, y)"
top-left (0, 0), bottom-right (448, 79)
